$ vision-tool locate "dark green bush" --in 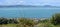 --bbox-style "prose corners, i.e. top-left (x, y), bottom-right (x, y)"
top-left (0, 17), bottom-right (19, 24)
top-left (51, 13), bottom-right (60, 25)
top-left (0, 17), bottom-right (8, 24)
